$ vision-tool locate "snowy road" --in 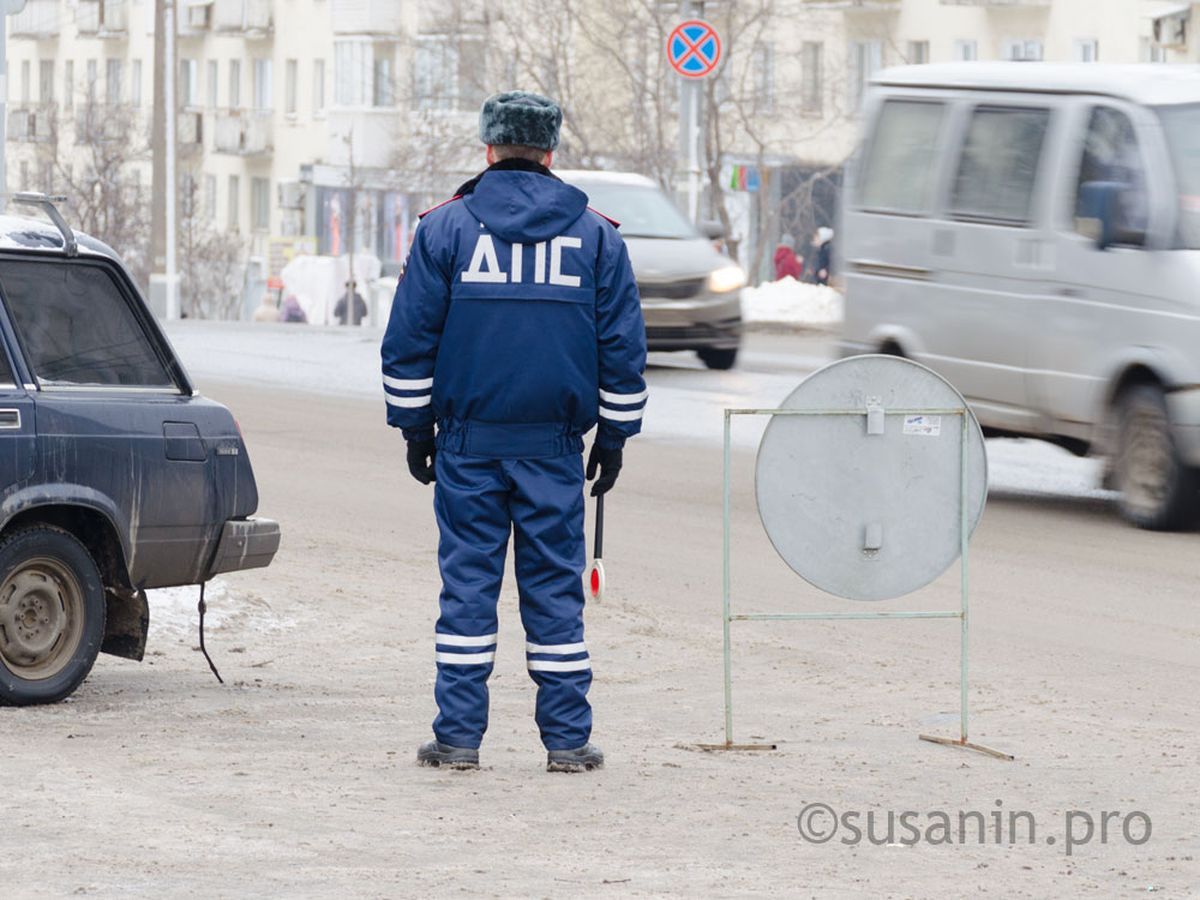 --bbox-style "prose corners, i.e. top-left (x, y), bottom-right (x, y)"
top-left (164, 320), bottom-right (1115, 504)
